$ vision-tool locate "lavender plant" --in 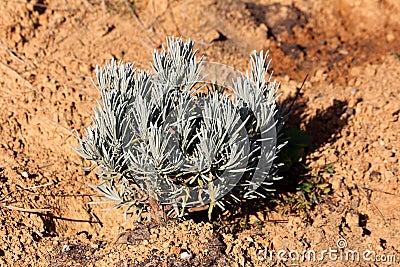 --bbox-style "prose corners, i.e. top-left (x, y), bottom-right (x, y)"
top-left (75, 37), bottom-right (286, 222)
